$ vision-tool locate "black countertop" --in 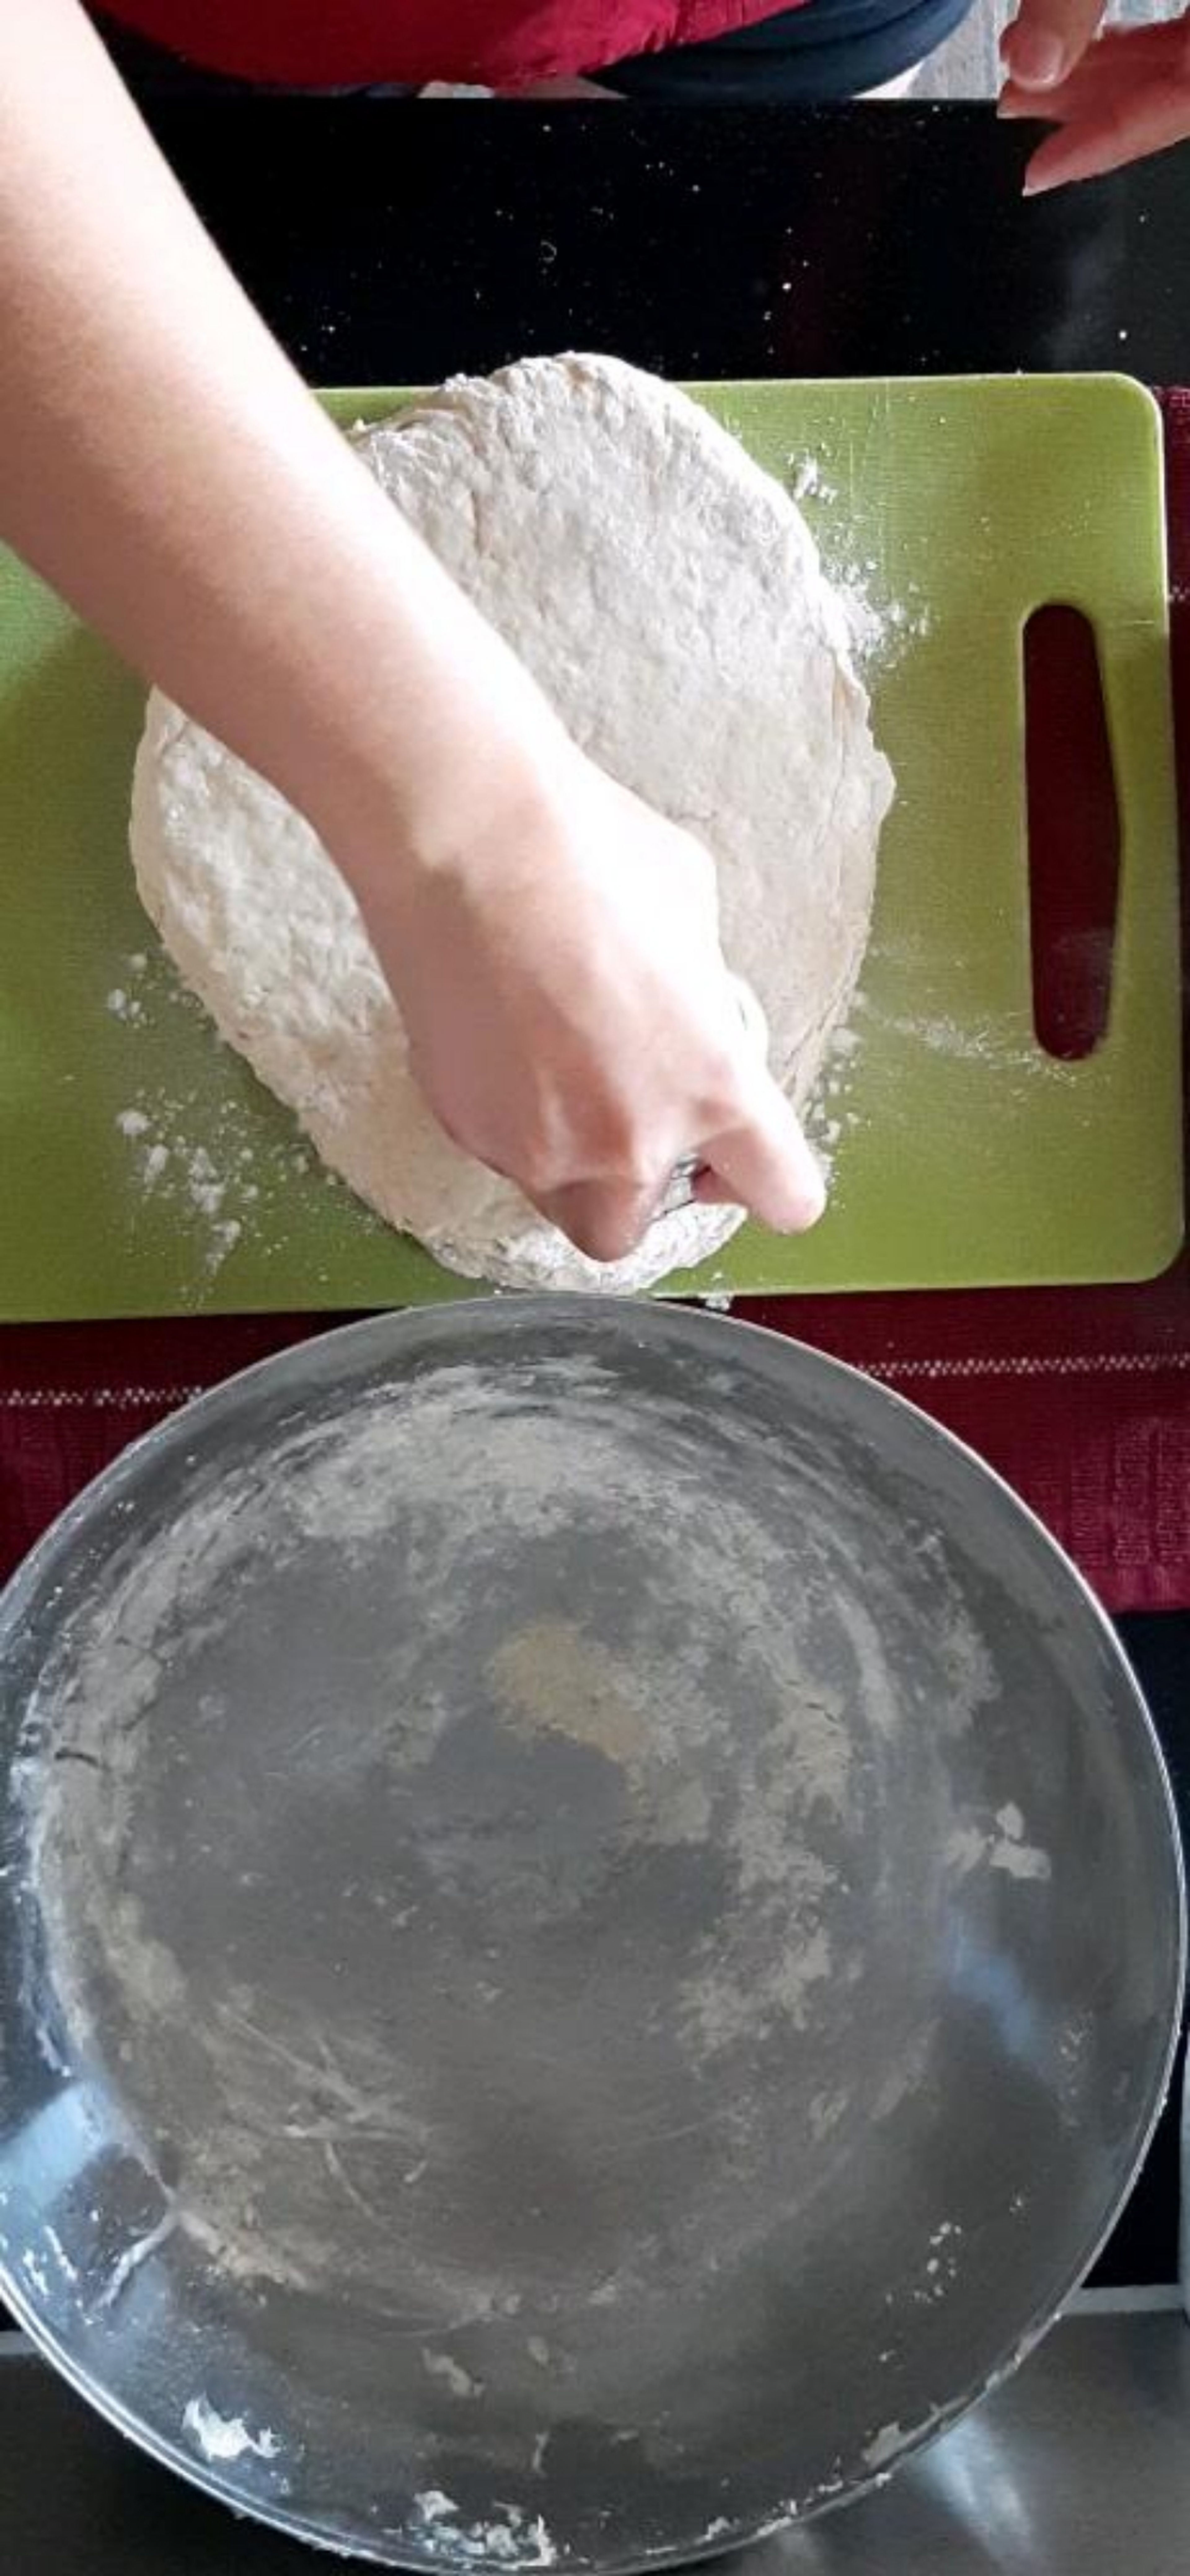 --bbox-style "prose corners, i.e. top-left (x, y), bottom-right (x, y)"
top-left (140, 102), bottom-right (1190, 387)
